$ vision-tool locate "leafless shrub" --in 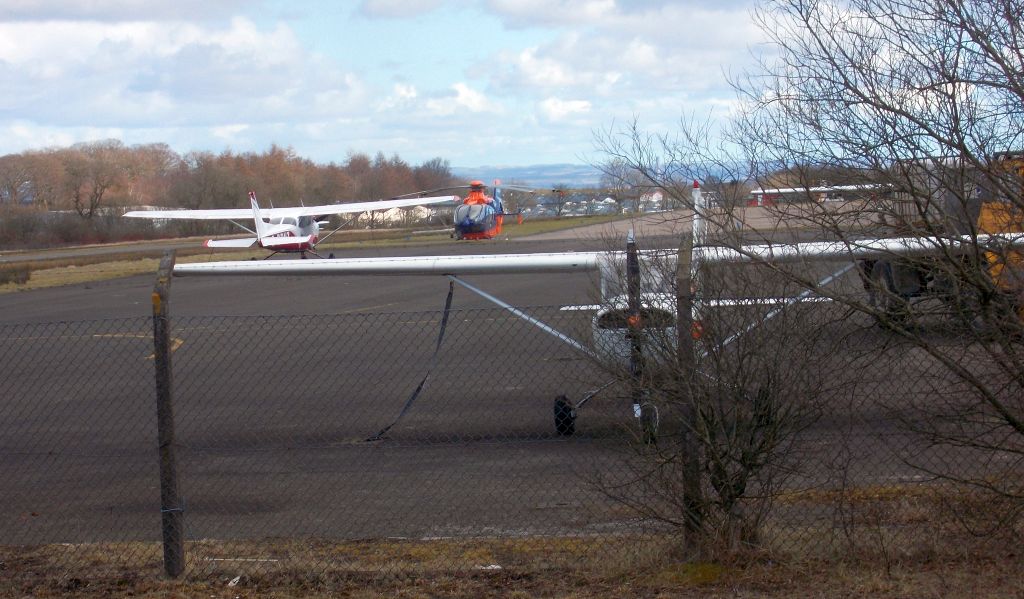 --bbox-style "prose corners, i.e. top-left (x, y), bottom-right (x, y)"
top-left (590, 243), bottom-right (852, 554)
top-left (0, 265), bottom-right (30, 285)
